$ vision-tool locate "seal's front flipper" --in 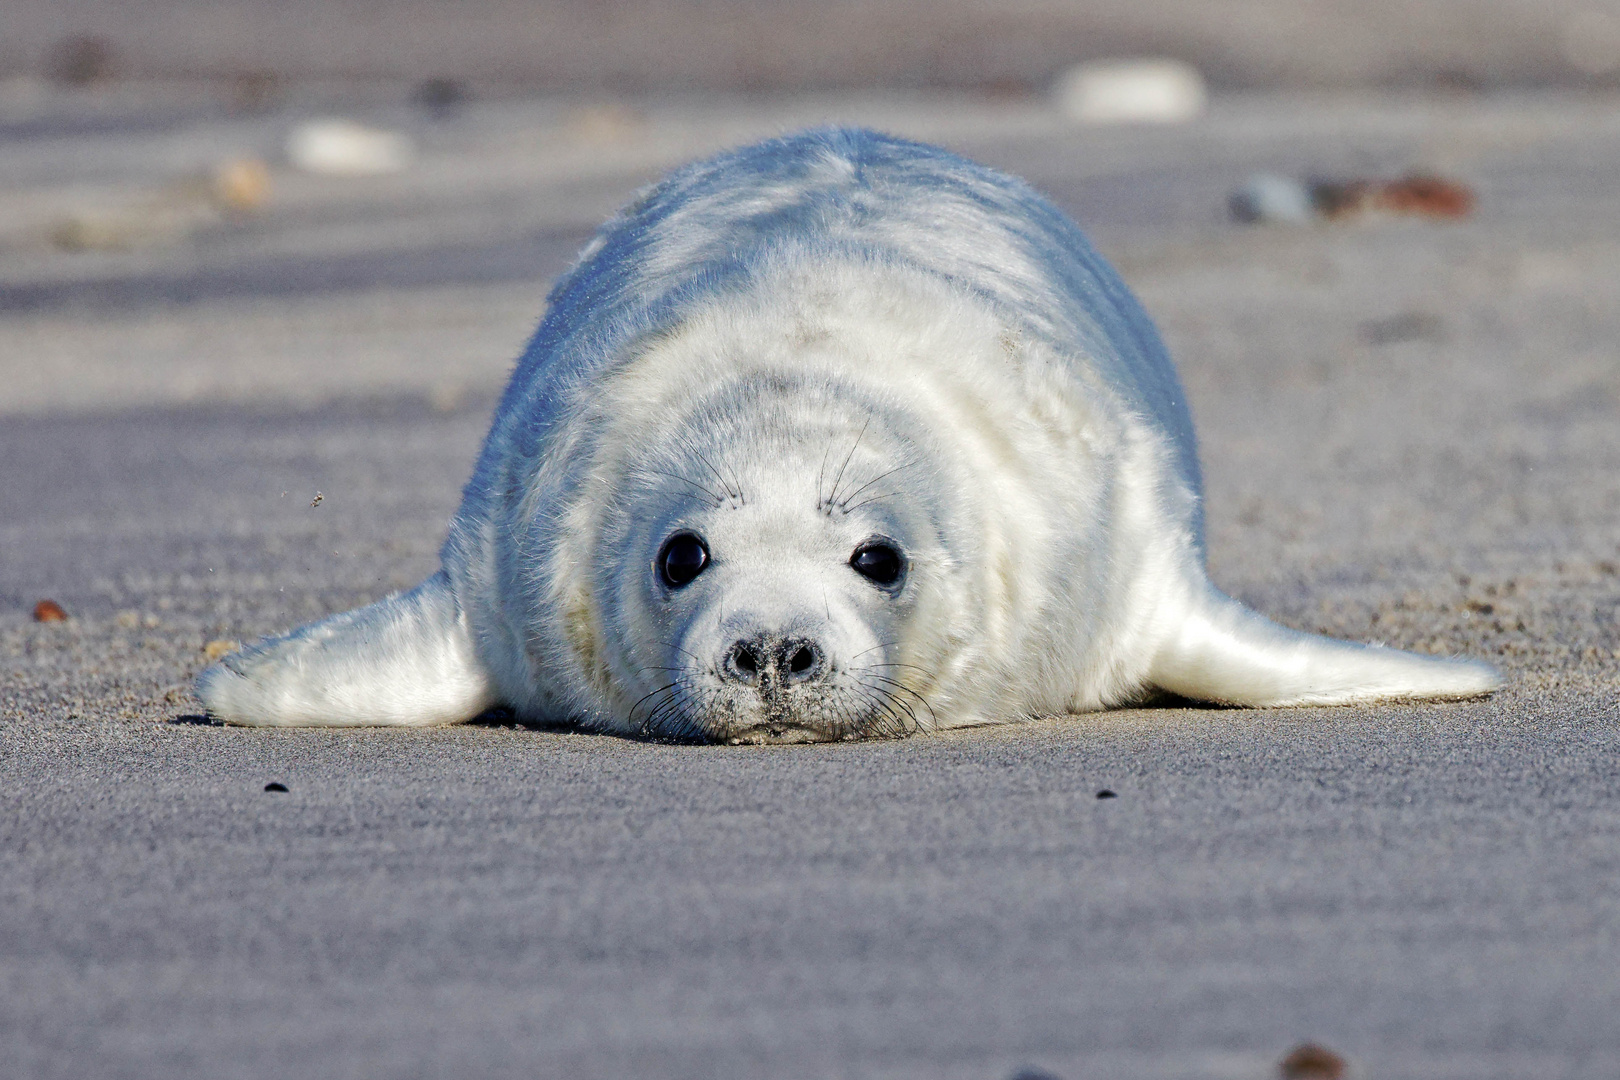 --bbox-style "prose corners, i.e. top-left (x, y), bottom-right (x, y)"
top-left (195, 570), bottom-right (496, 726)
top-left (1149, 581), bottom-right (1500, 707)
